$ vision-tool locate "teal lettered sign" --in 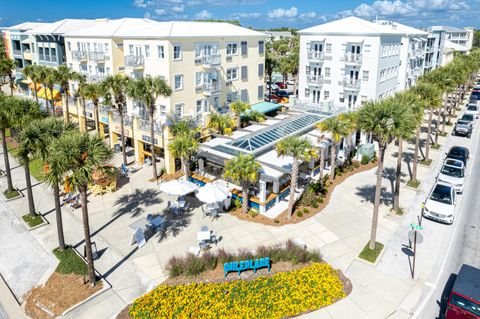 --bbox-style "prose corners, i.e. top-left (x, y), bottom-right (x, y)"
top-left (223, 257), bottom-right (270, 277)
